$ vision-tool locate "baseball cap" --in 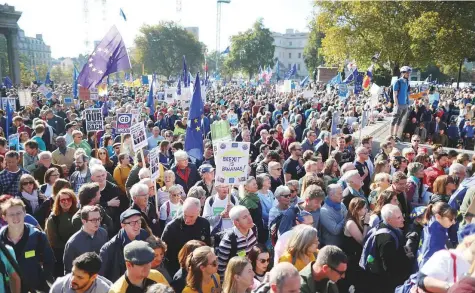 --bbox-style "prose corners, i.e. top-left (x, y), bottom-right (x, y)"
top-left (120, 209), bottom-right (141, 223)
top-left (199, 164), bottom-right (215, 174)
top-left (123, 240), bottom-right (155, 265)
